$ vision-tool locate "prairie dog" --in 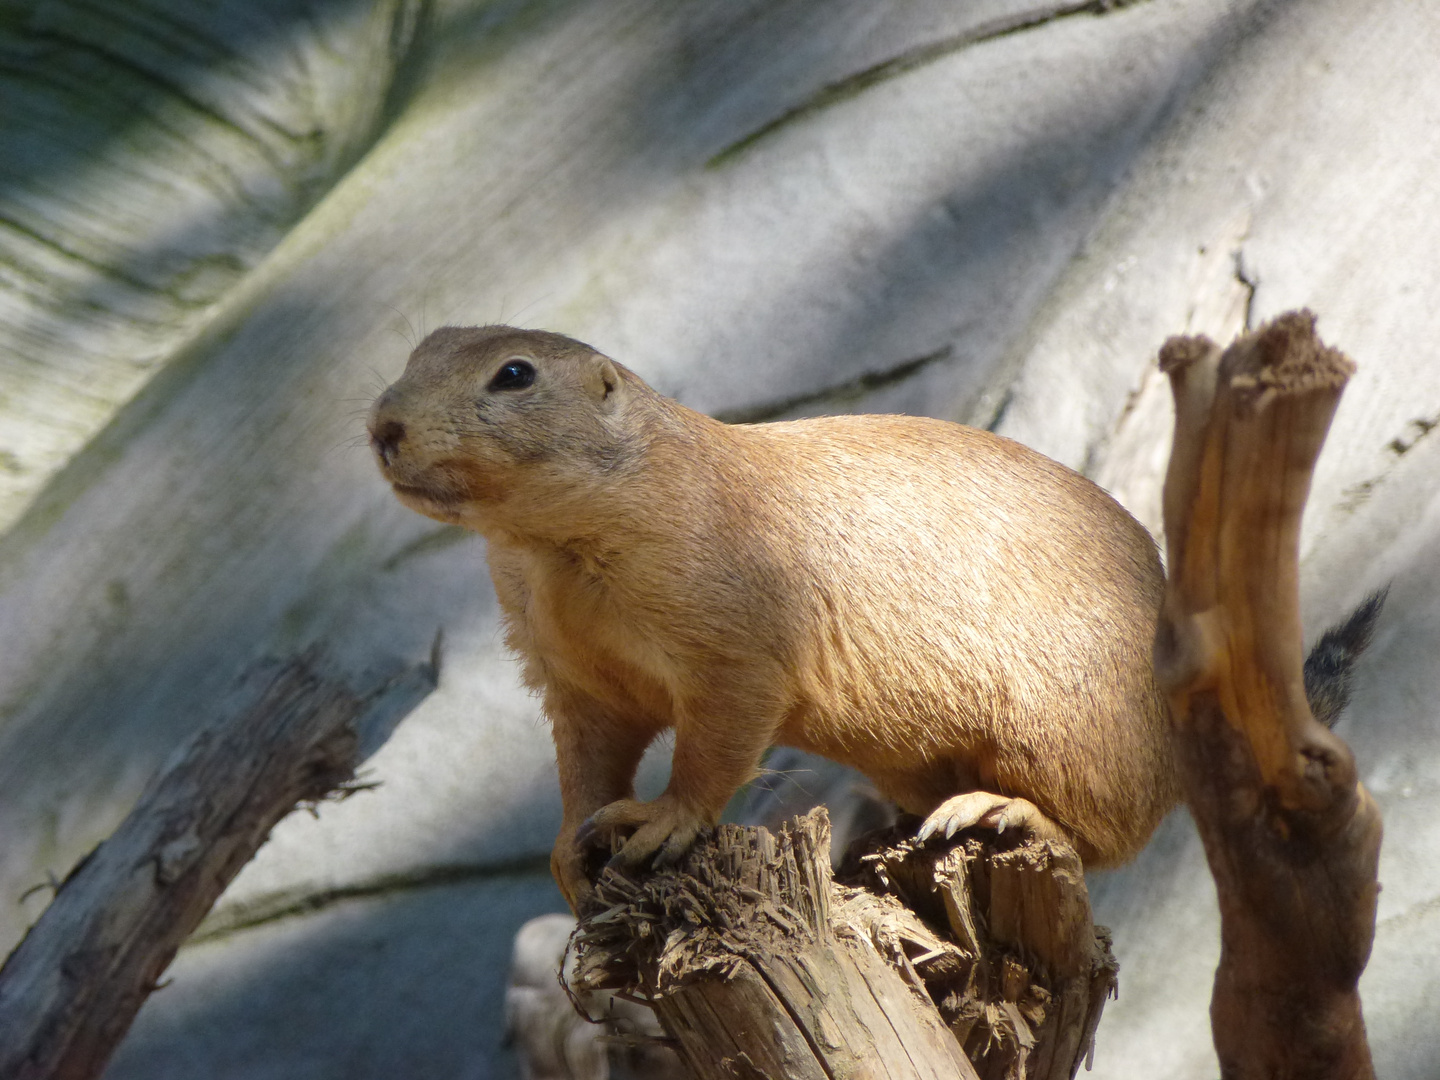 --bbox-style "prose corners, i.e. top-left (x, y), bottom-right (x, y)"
top-left (369, 325), bottom-right (1185, 911)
